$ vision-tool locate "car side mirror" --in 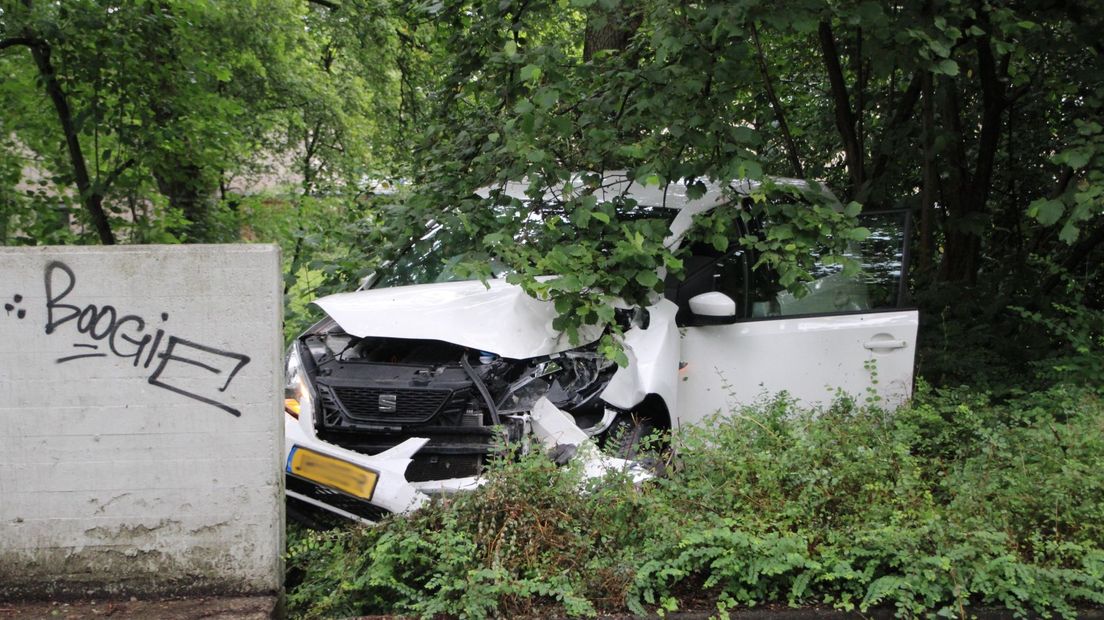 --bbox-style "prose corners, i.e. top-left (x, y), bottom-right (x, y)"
top-left (688, 292), bottom-right (738, 325)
